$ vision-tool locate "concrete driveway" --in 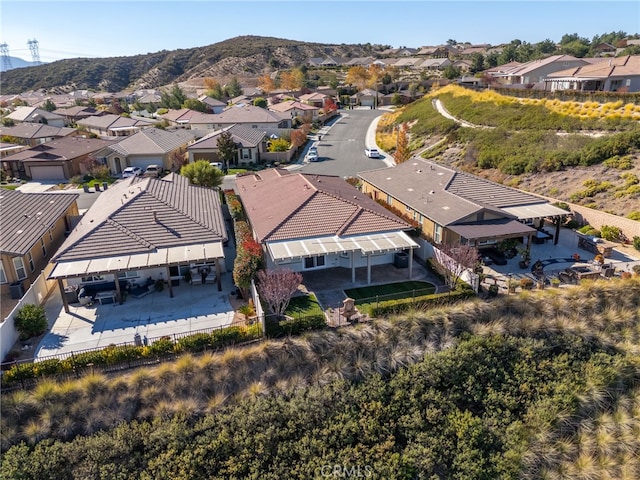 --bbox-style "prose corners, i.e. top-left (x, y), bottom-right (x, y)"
top-left (35, 275), bottom-right (237, 359)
